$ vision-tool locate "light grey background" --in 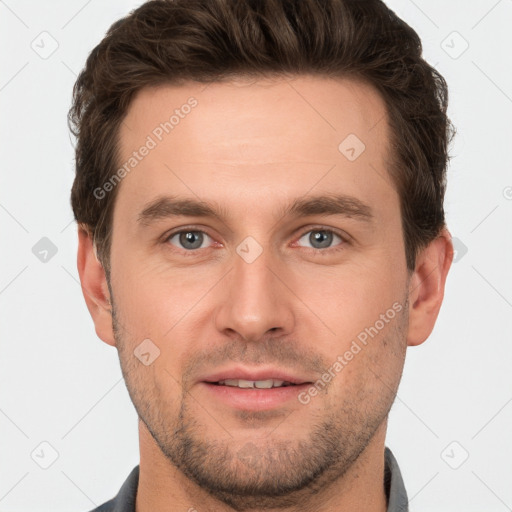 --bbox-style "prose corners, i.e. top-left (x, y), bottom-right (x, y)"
top-left (1, 0), bottom-right (511, 510)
